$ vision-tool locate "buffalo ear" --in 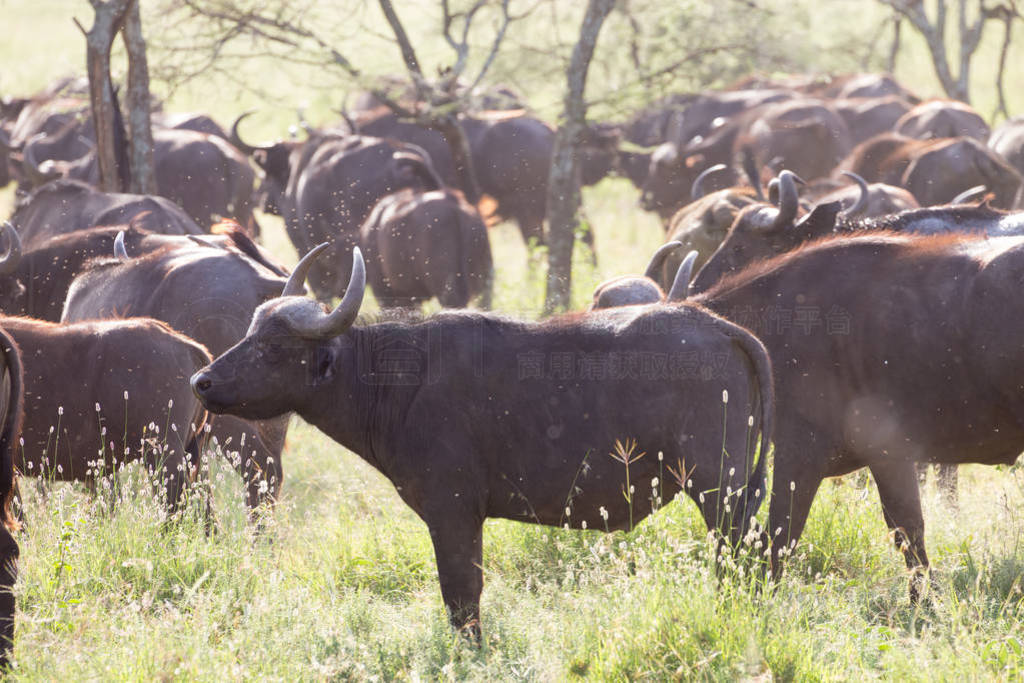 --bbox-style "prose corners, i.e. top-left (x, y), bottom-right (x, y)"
top-left (796, 200), bottom-right (842, 234)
